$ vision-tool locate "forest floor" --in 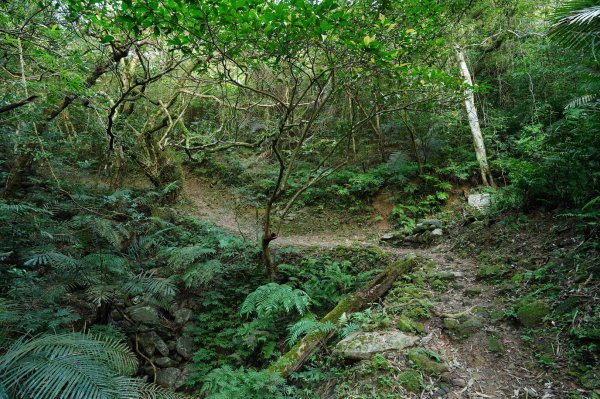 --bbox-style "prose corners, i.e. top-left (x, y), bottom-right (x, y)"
top-left (181, 174), bottom-right (580, 399)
